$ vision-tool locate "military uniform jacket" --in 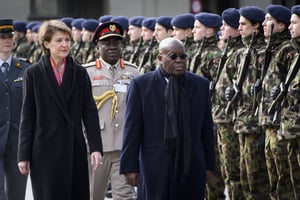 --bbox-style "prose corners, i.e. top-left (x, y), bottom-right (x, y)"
top-left (85, 58), bottom-right (140, 152)
top-left (0, 57), bottom-right (30, 156)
